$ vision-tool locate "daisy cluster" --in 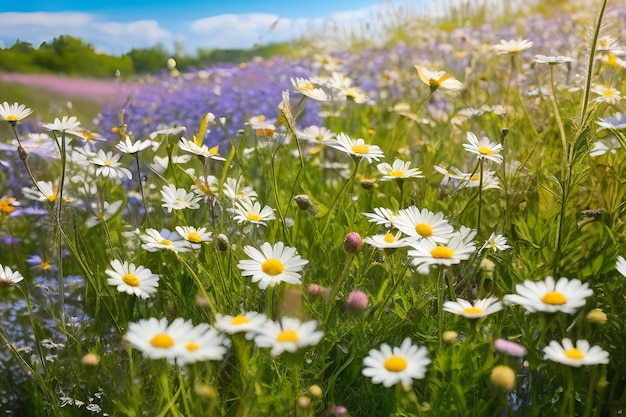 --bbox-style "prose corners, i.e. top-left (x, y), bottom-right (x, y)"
top-left (2, 1), bottom-right (626, 414)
